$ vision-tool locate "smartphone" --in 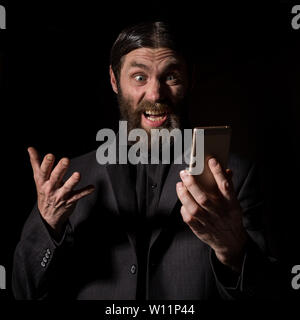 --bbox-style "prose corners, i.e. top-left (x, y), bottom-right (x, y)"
top-left (188, 126), bottom-right (231, 193)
